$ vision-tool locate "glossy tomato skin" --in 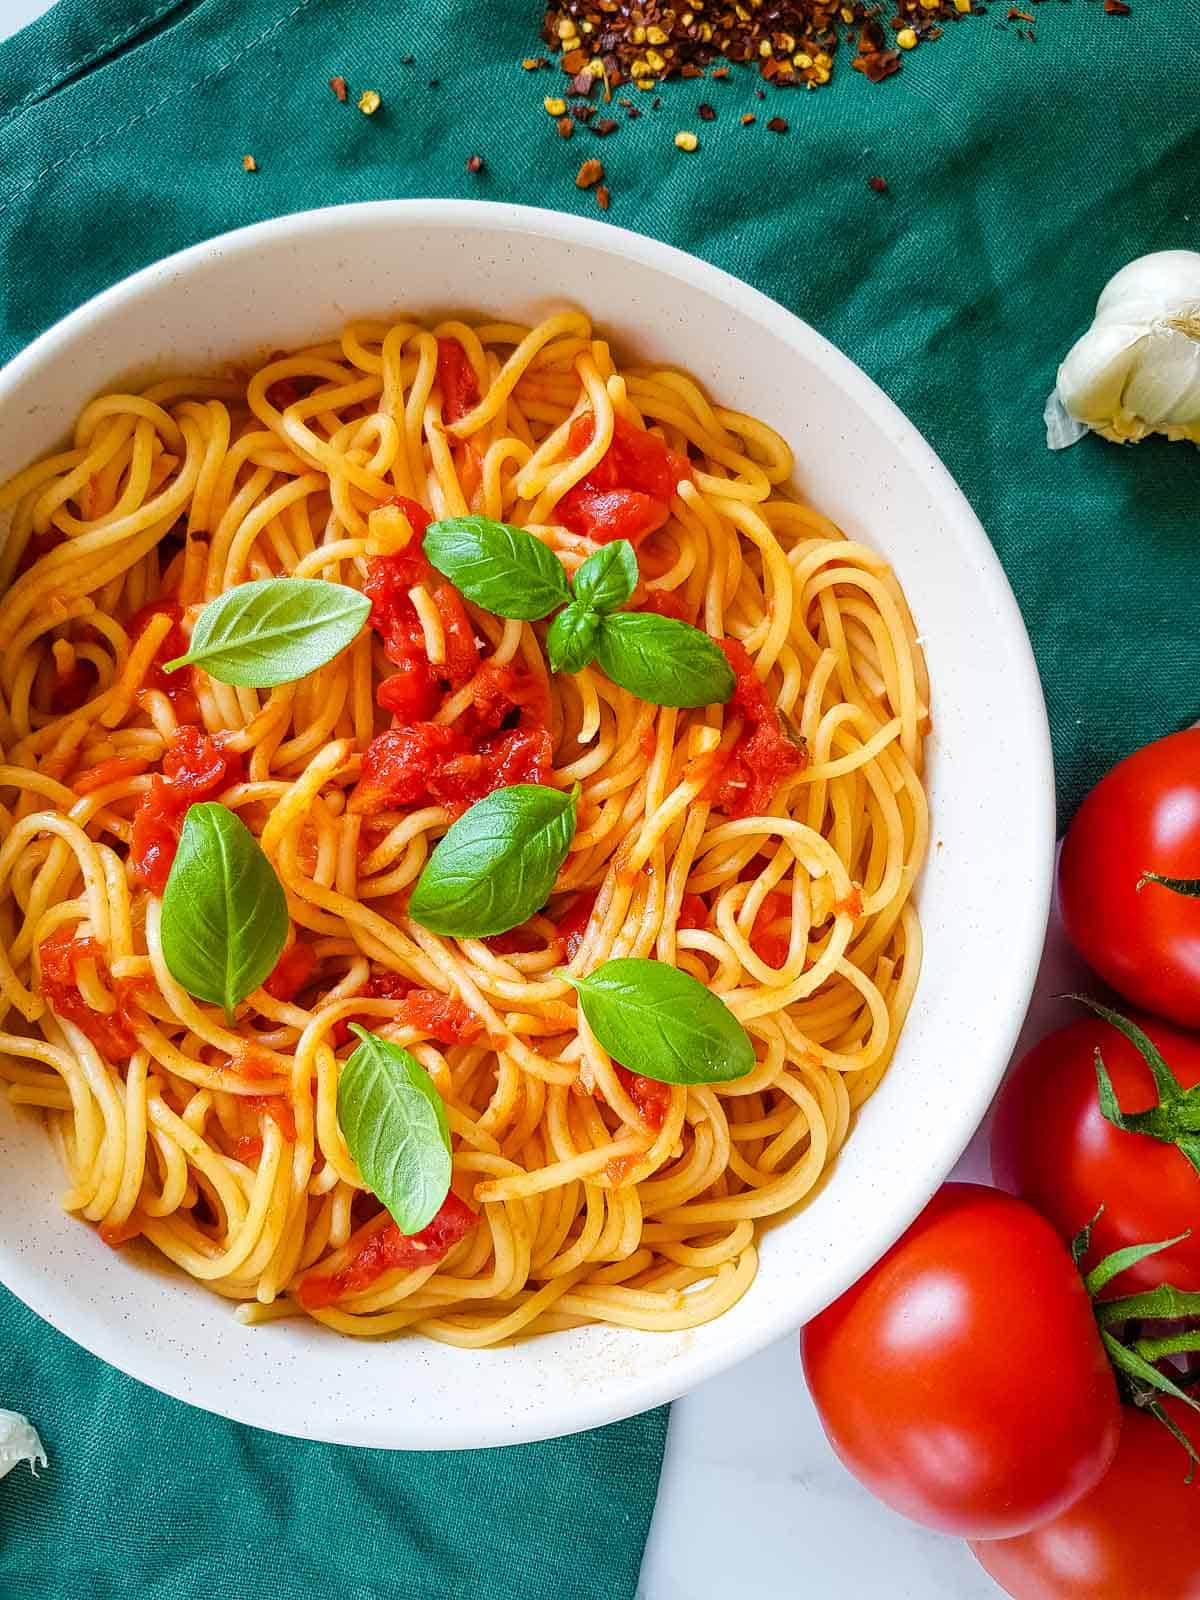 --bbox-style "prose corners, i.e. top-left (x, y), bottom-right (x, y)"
top-left (1059, 729), bottom-right (1200, 1028)
top-left (972, 1400), bottom-right (1200, 1600)
top-left (800, 1184), bottom-right (1121, 1539)
top-left (992, 1013), bottom-right (1200, 1293)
